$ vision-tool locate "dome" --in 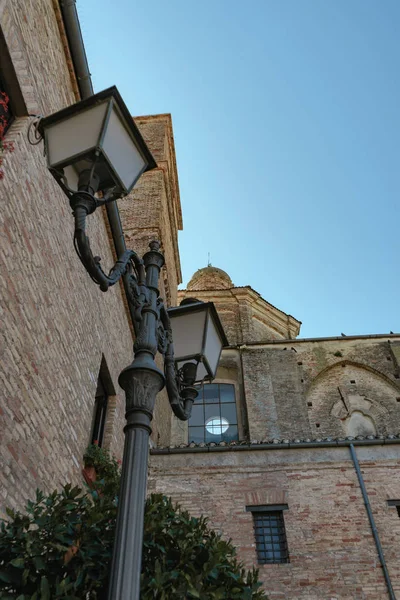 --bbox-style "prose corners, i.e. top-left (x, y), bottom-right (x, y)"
top-left (187, 266), bottom-right (233, 291)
